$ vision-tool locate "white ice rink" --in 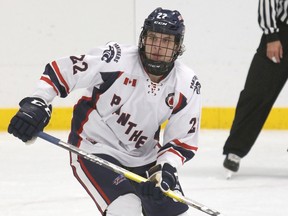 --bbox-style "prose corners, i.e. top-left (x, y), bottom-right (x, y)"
top-left (1, 130), bottom-right (287, 216)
